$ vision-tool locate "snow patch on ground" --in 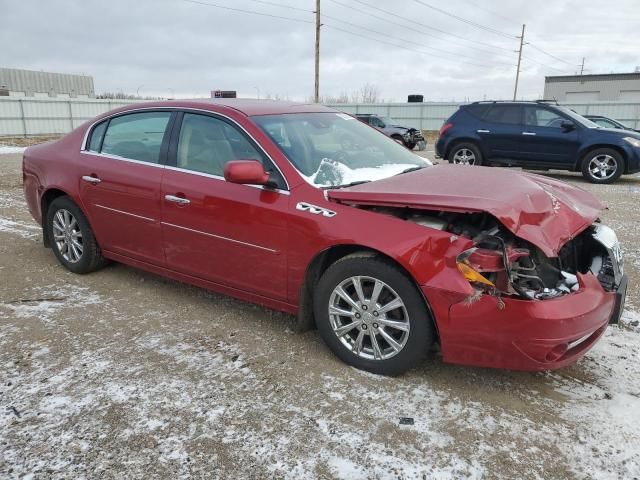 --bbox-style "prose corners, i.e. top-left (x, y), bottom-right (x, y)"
top-left (2, 284), bottom-right (103, 324)
top-left (0, 145), bottom-right (27, 154)
top-left (0, 217), bottom-right (40, 239)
